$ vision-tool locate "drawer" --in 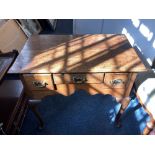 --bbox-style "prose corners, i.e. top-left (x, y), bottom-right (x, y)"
top-left (104, 73), bottom-right (130, 88)
top-left (22, 74), bottom-right (54, 91)
top-left (53, 73), bottom-right (104, 84)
